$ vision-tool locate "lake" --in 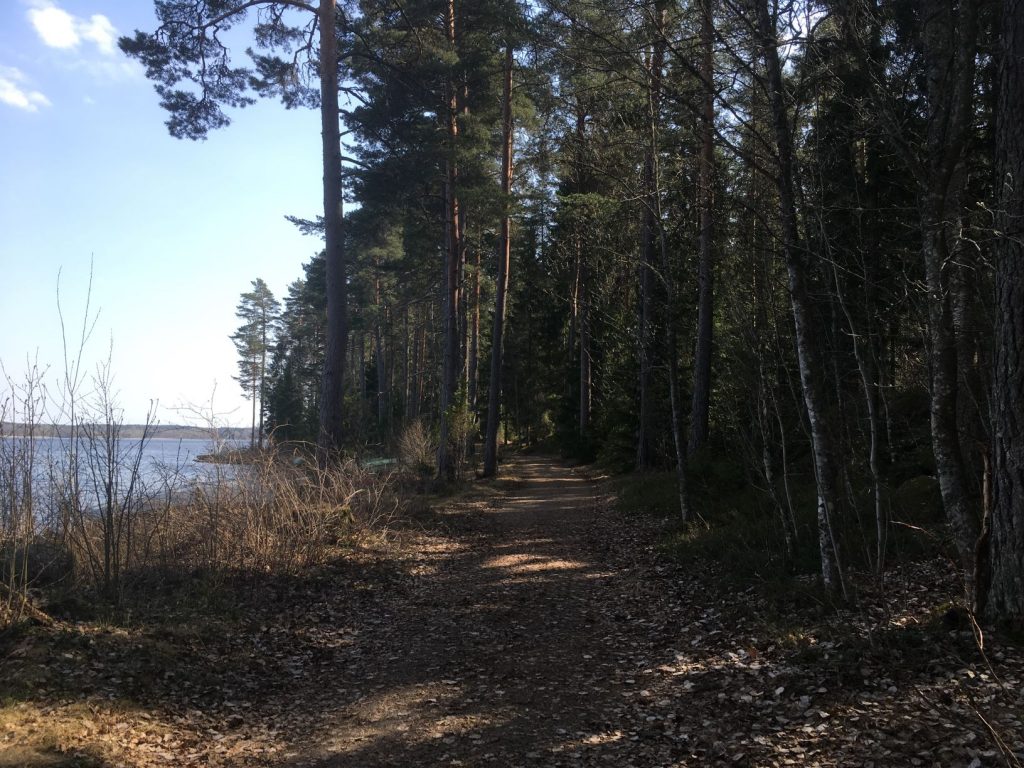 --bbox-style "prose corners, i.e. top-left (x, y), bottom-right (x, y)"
top-left (0, 436), bottom-right (245, 512)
